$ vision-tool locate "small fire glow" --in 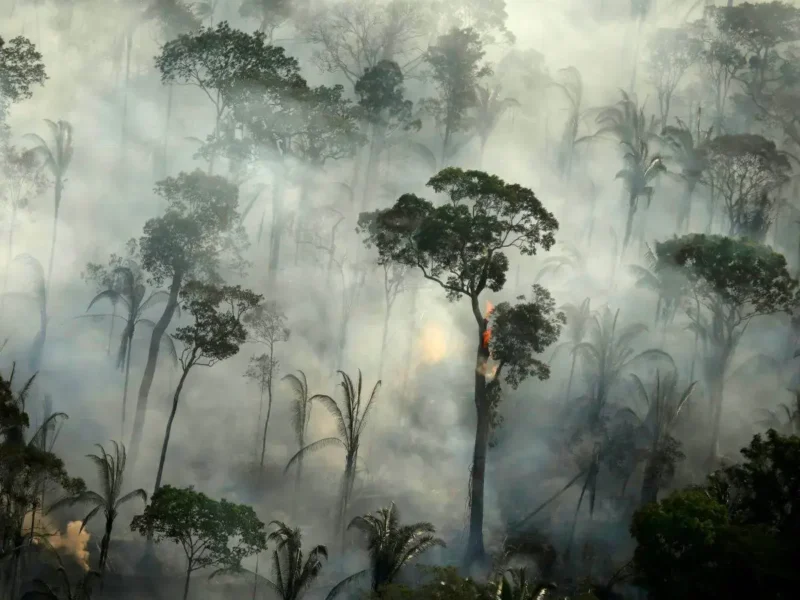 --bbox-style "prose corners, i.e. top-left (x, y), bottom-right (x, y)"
top-left (478, 300), bottom-right (498, 379)
top-left (419, 321), bottom-right (448, 364)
